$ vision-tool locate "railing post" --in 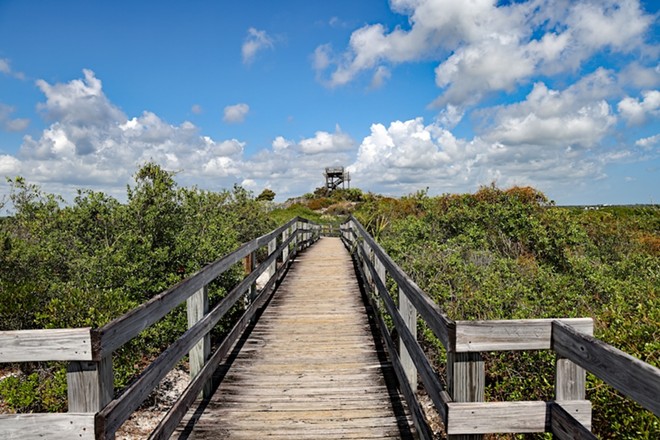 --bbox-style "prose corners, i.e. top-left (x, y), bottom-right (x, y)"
top-left (399, 287), bottom-right (418, 388)
top-left (187, 285), bottom-right (211, 398)
top-left (243, 251), bottom-right (257, 303)
top-left (268, 236), bottom-right (277, 280)
top-left (67, 355), bottom-right (113, 414)
top-left (293, 221), bottom-right (300, 255)
top-left (448, 351), bottom-right (485, 439)
top-left (282, 227), bottom-right (290, 263)
top-left (555, 356), bottom-right (586, 400)
top-left (374, 256), bottom-right (386, 312)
